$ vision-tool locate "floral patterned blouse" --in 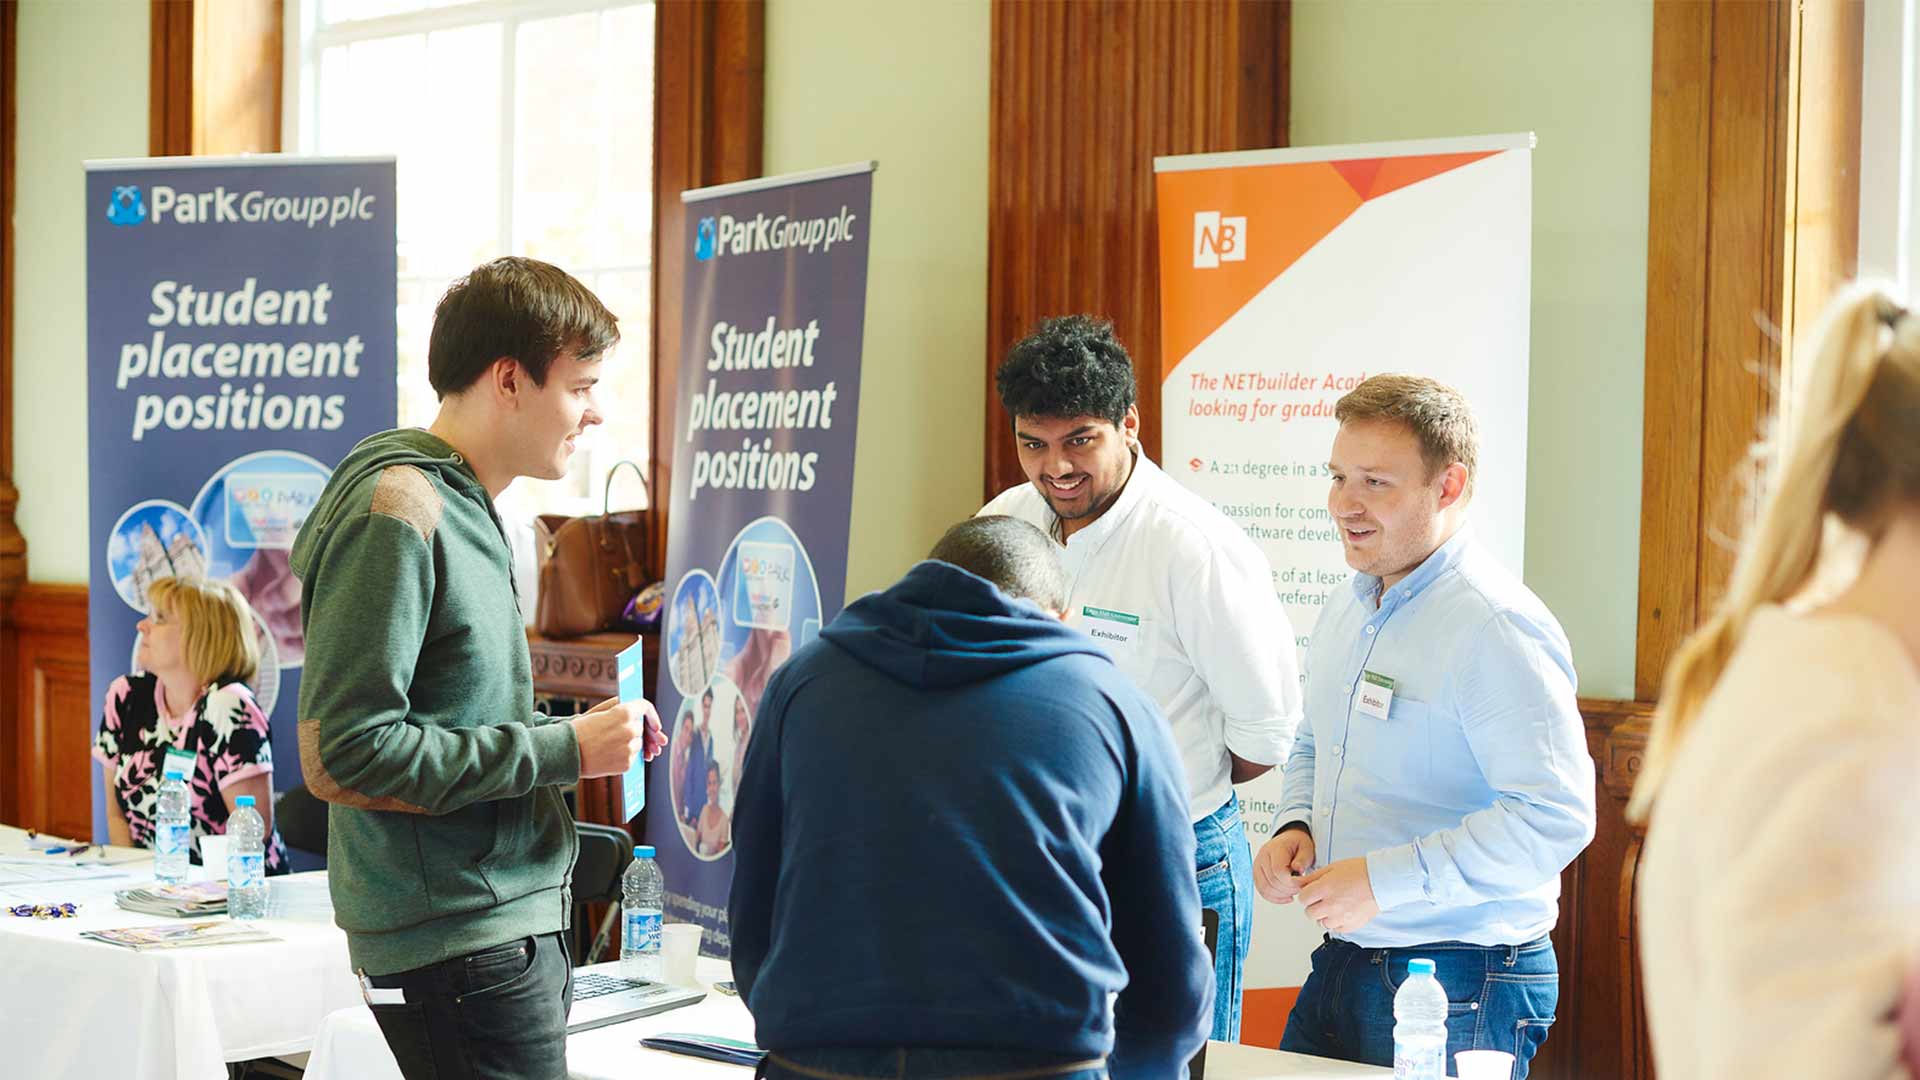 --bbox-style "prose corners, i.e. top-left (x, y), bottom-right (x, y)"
top-left (93, 673), bottom-right (290, 874)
